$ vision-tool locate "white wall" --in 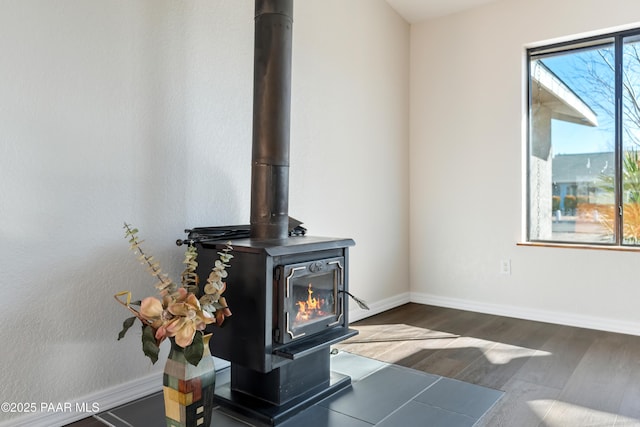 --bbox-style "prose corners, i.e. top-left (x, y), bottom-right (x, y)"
top-left (0, 1), bottom-right (409, 425)
top-left (410, 0), bottom-right (640, 332)
top-left (291, 0), bottom-right (410, 314)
